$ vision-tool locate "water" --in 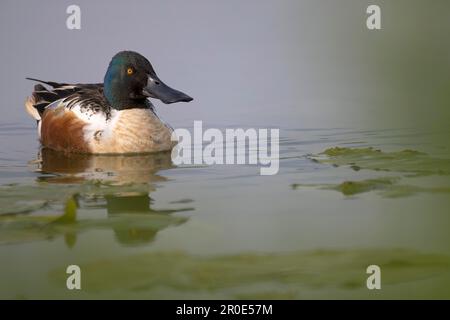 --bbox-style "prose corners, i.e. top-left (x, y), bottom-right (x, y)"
top-left (0, 122), bottom-right (449, 299)
top-left (1, 0), bottom-right (450, 299)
